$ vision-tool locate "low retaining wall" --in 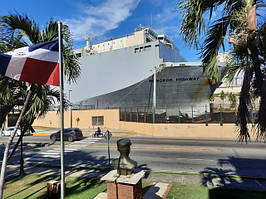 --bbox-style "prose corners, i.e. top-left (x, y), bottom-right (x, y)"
top-left (118, 122), bottom-right (253, 140)
top-left (33, 109), bottom-right (255, 140)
